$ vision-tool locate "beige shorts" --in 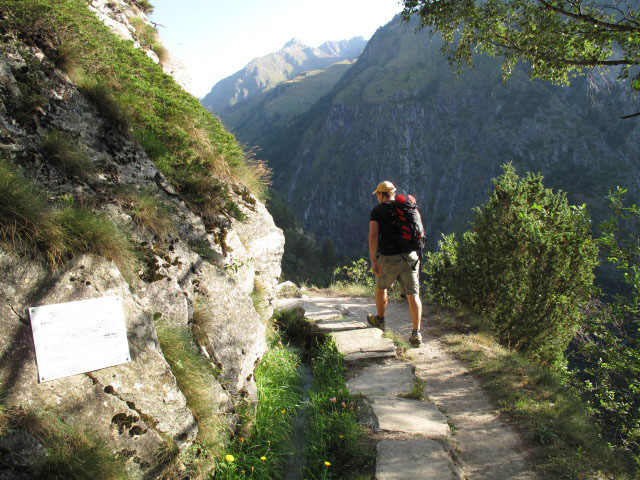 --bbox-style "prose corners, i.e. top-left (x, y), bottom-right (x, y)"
top-left (375, 252), bottom-right (420, 296)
